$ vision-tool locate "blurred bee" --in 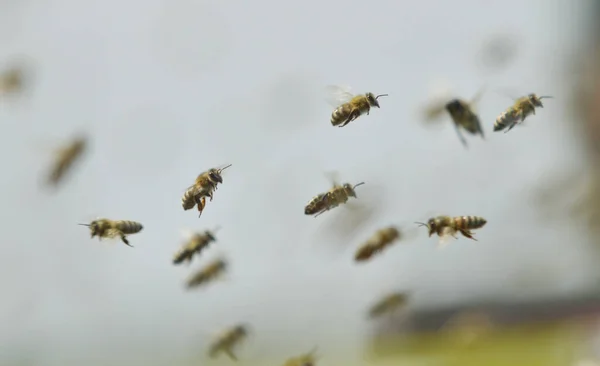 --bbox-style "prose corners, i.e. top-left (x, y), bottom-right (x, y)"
top-left (282, 347), bottom-right (319, 366)
top-left (355, 226), bottom-right (400, 262)
top-left (368, 292), bottom-right (409, 319)
top-left (423, 87), bottom-right (485, 147)
top-left (181, 164), bottom-right (232, 217)
top-left (0, 65), bottom-right (25, 96)
top-left (78, 219), bottom-right (143, 247)
top-left (493, 93), bottom-right (553, 133)
top-left (415, 215), bottom-right (487, 246)
top-left (172, 226), bottom-right (220, 265)
top-left (325, 85), bottom-right (388, 127)
top-left (46, 135), bottom-right (87, 187)
top-left (304, 178), bottom-right (365, 217)
top-left (186, 258), bottom-right (227, 289)
top-left (208, 324), bottom-right (248, 361)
